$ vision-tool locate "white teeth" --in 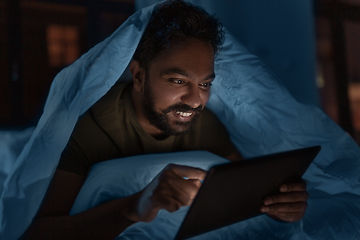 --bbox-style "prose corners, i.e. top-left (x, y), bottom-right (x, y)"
top-left (176, 111), bottom-right (193, 117)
